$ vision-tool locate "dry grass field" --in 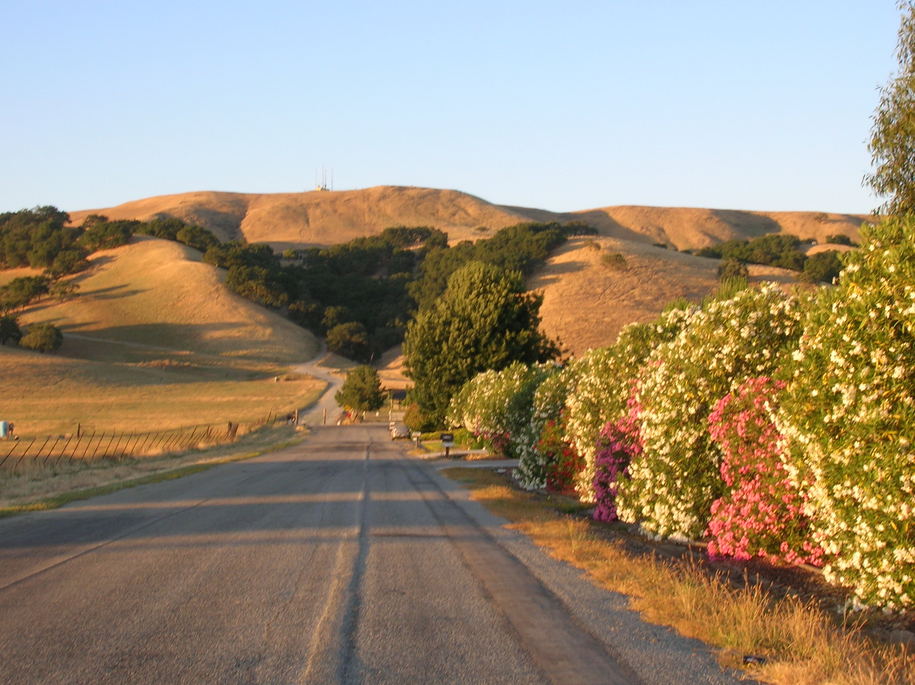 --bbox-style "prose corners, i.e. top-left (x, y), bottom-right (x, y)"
top-left (530, 236), bottom-right (799, 356)
top-left (0, 237), bottom-right (323, 437)
top-left (0, 266), bottom-right (44, 287)
top-left (570, 205), bottom-right (868, 250)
